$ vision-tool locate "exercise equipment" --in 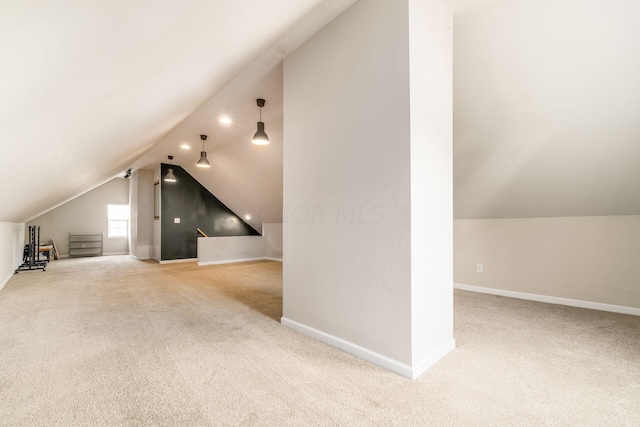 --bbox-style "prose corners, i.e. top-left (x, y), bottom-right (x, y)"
top-left (15, 226), bottom-right (47, 273)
